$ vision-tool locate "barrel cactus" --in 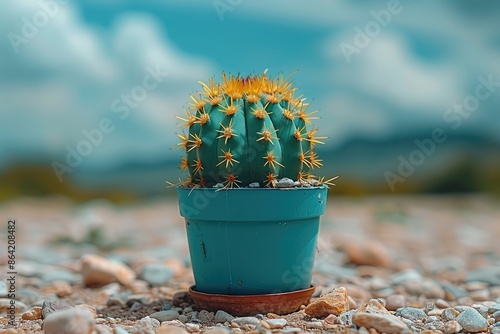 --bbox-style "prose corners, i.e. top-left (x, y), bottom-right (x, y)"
top-left (175, 71), bottom-right (333, 188)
